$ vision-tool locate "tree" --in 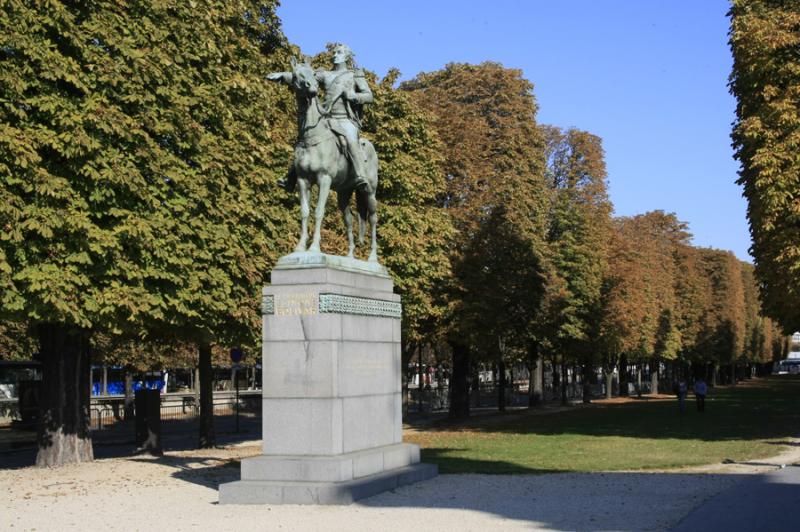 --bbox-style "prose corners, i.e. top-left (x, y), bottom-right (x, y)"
top-left (628, 212), bottom-right (683, 394)
top-left (541, 127), bottom-right (612, 402)
top-left (741, 261), bottom-right (762, 371)
top-left (729, 0), bottom-right (800, 331)
top-left (695, 248), bottom-right (747, 384)
top-left (402, 62), bottom-right (549, 417)
top-left (673, 244), bottom-right (711, 373)
top-left (0, 1), bottom-right (294, 464)
top-left (598, 219), bottom-right (653, 398)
